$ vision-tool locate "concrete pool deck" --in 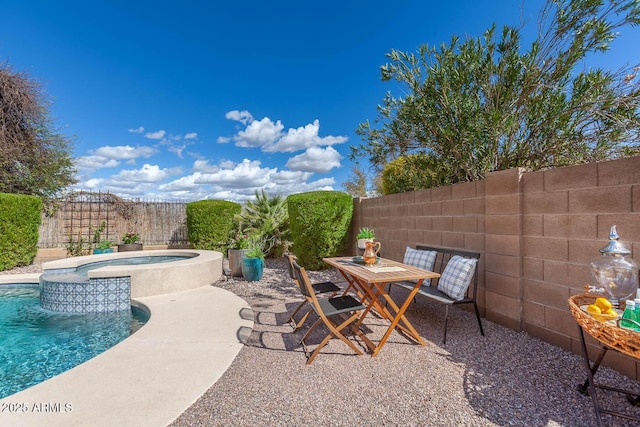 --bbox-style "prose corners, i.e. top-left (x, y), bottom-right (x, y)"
top-left (0, 282), bottom-right (253, 426)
